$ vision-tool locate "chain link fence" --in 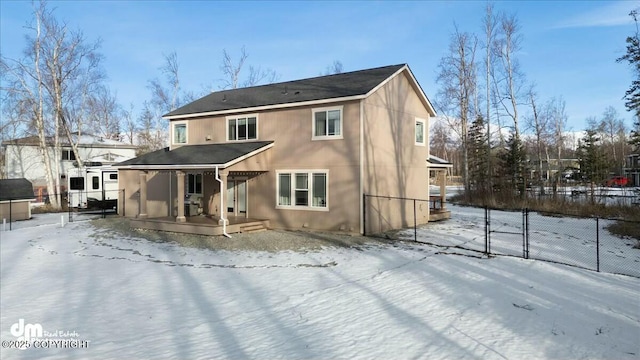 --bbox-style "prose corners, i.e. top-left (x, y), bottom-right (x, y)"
top-left (1, 189), bottom-right (123, 231)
